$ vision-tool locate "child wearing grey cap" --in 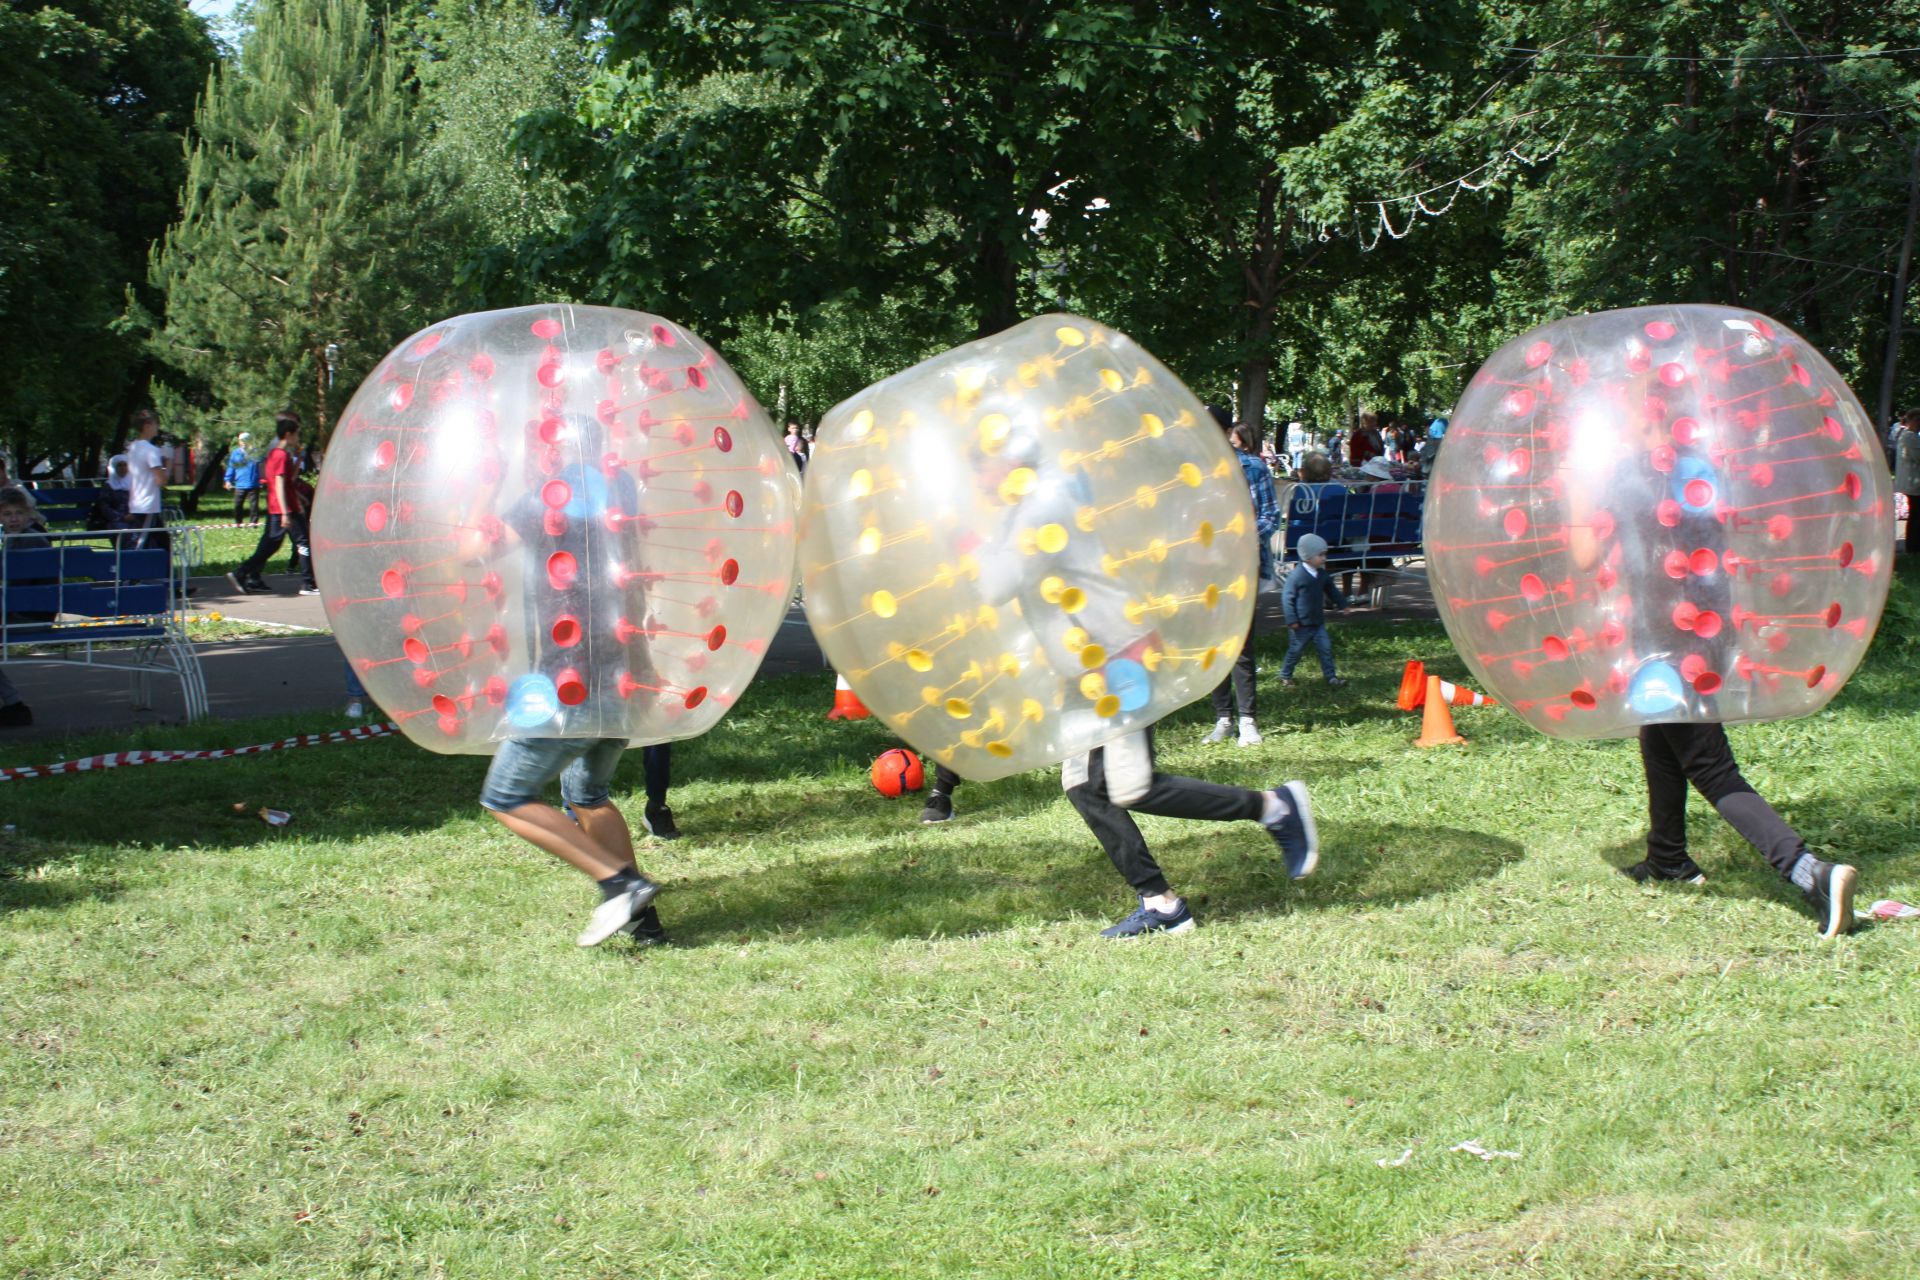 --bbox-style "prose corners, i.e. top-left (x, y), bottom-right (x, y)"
top-left (1280, 533), bottom-right (1349, 688)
